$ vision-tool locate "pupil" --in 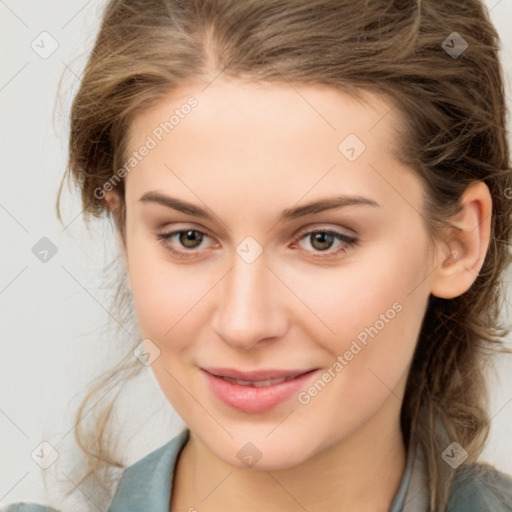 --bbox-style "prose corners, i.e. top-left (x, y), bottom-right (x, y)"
top-left (180, 230), bottom-right (202, 248)
top-left (312, 232), bottom-right (333, 251)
